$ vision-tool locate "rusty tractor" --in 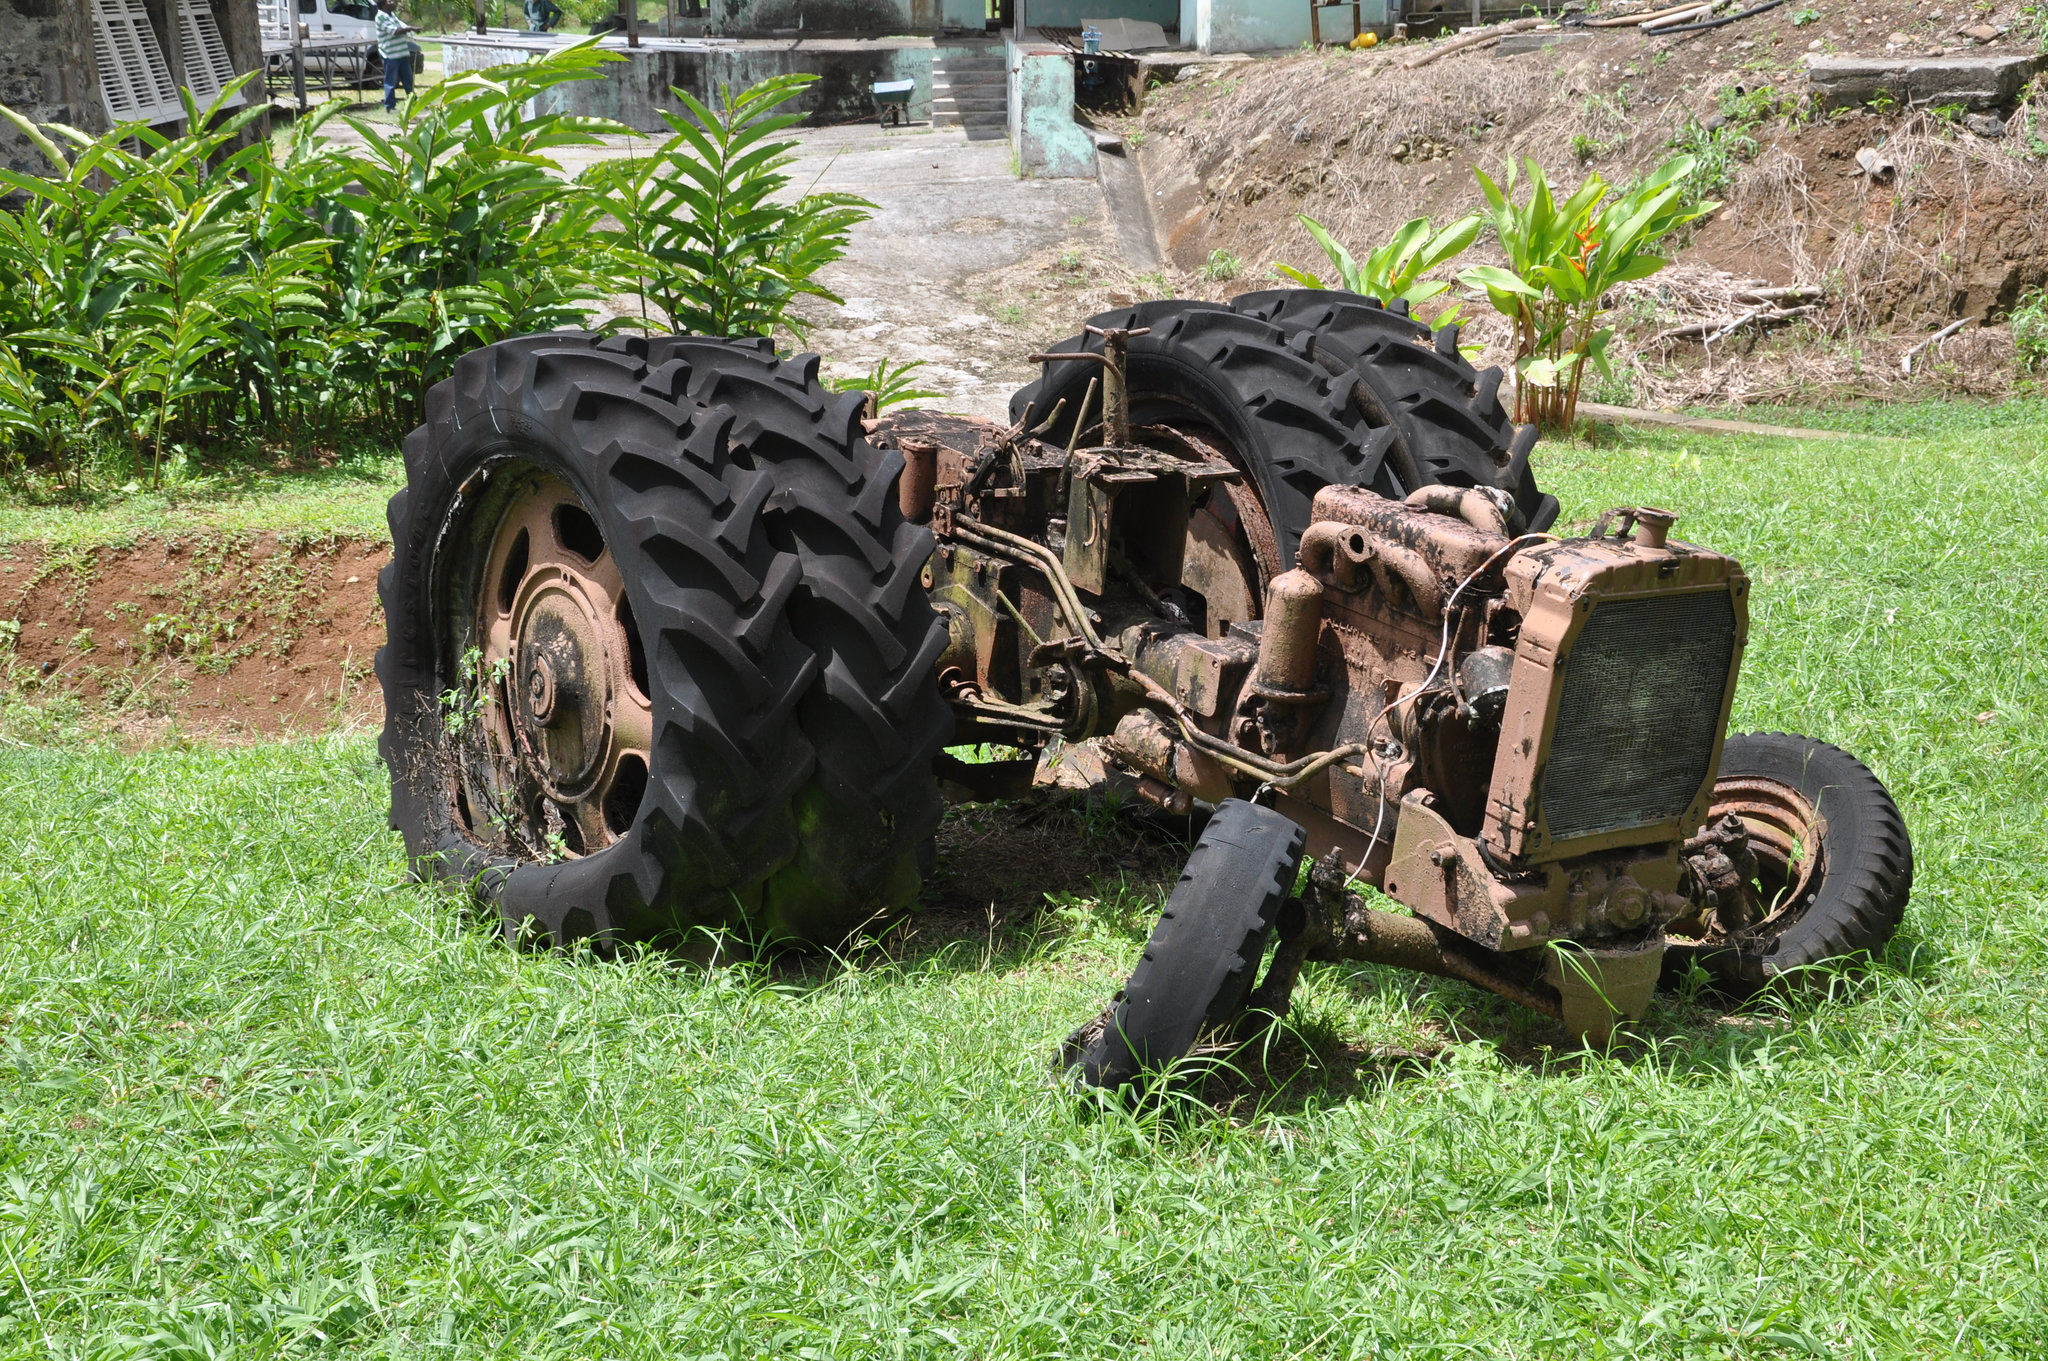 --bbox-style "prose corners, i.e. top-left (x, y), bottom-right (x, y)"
top-left (378, 293), bottom-right (1912, 1073)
